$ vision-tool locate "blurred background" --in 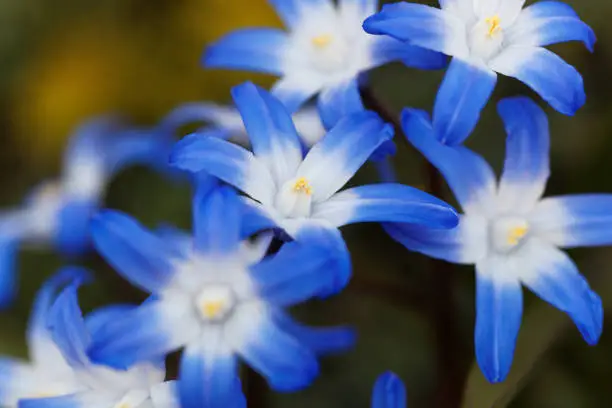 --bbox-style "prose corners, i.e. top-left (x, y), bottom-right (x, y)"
top-left (0, 0), bottom-right (610, 407)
